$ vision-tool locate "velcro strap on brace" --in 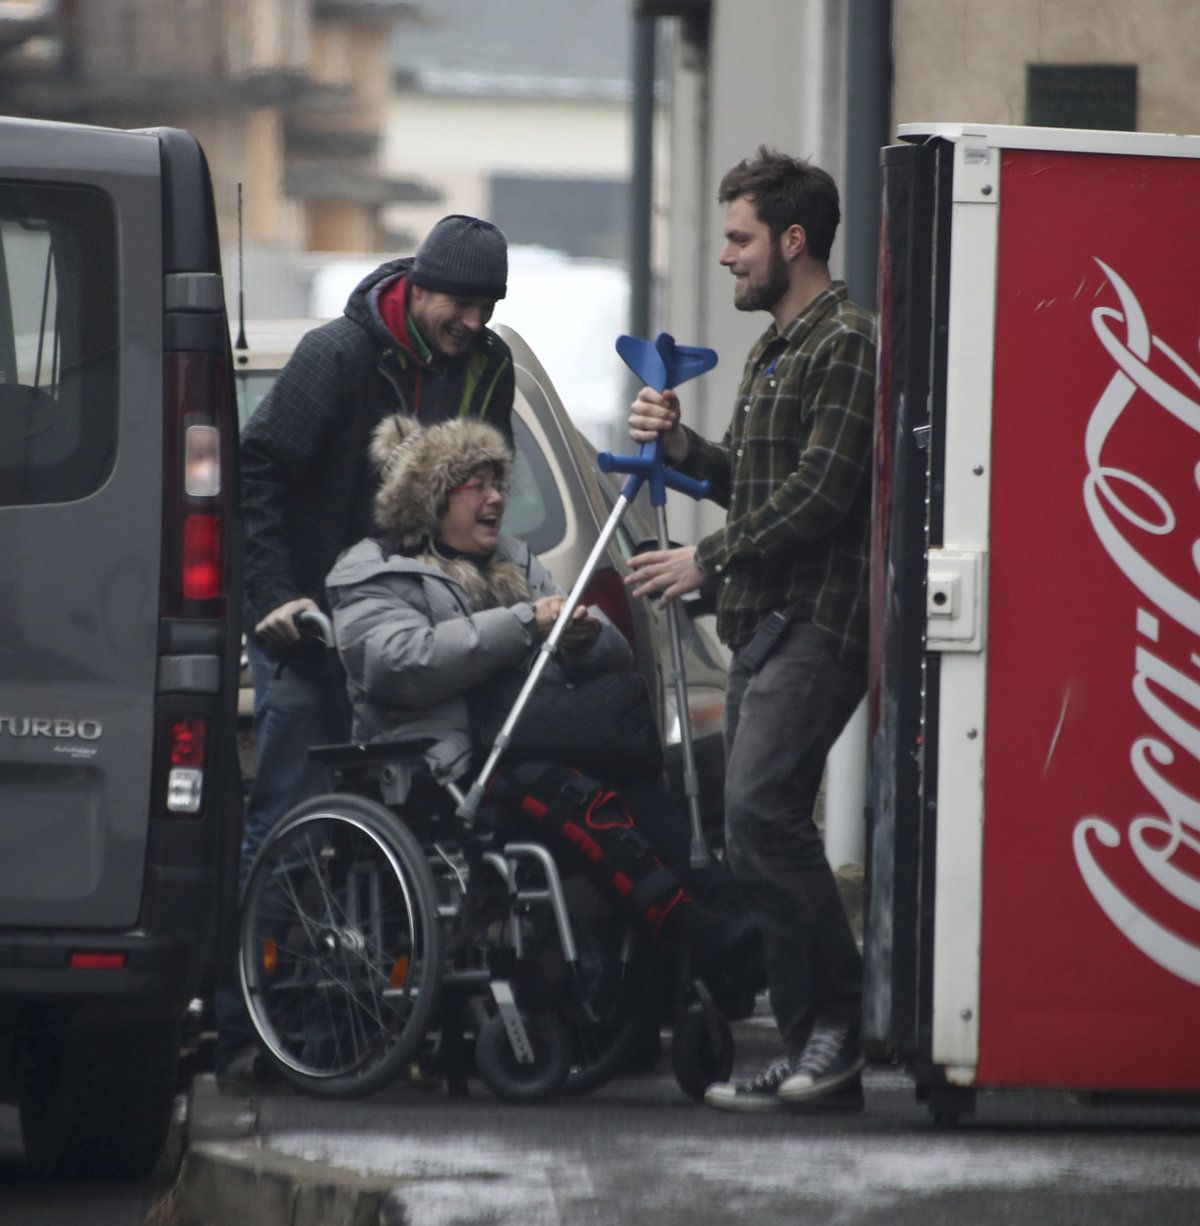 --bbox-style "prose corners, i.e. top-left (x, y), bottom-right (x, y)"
top-left (624, 865), bottom-right (681, 913)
